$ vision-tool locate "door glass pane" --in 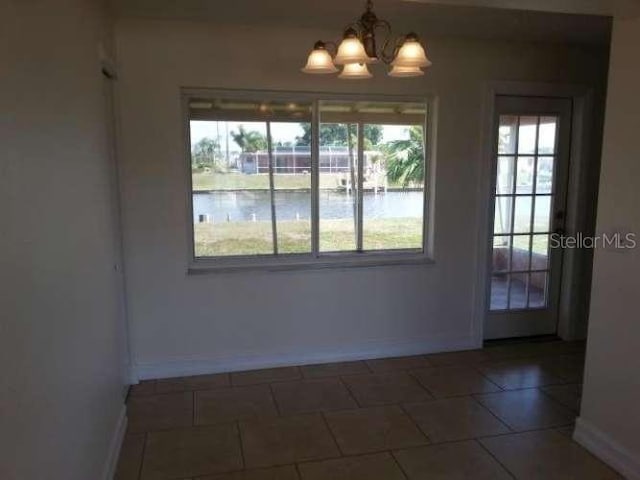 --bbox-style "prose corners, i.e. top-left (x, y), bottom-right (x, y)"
top-left (494, 197), bottom-right (513, 234)
top-left (531, 234), bottom-right (550, 267)
top-left (271, 121), bottom-right (312, 254)
top-left (191, 120), bottom-right (274, 257)
top-left (496, 156), bottom-right (514, 194)
top-left (498, 116), bottom-right (518, 154)
top-left (516, 156), bottom-right (535, 194)
top-left (512, 235), bottom-right (531, 272)
top-left (538, 117), bottom-right (558, 154)
top-left (513, 196), bottom-right (532, 233)
top-left (533, 196), bottom-right (552, 232)
top-left (518, 116), bottom-right (538, 154)
top-left (509, 273), bottom-right (528, 309)
top-left (536, 157), bottom-right (554, 194)
top-left (318, 122), bottom-right (358, 252)
top-left (492, 236), bottom-right (511, 273)
top-left (490, 274), bottom-right (509, 310)
top-left (363, 124), bottom-right (424, 250)
top-left (528, 272), bottom-right (548, 308)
